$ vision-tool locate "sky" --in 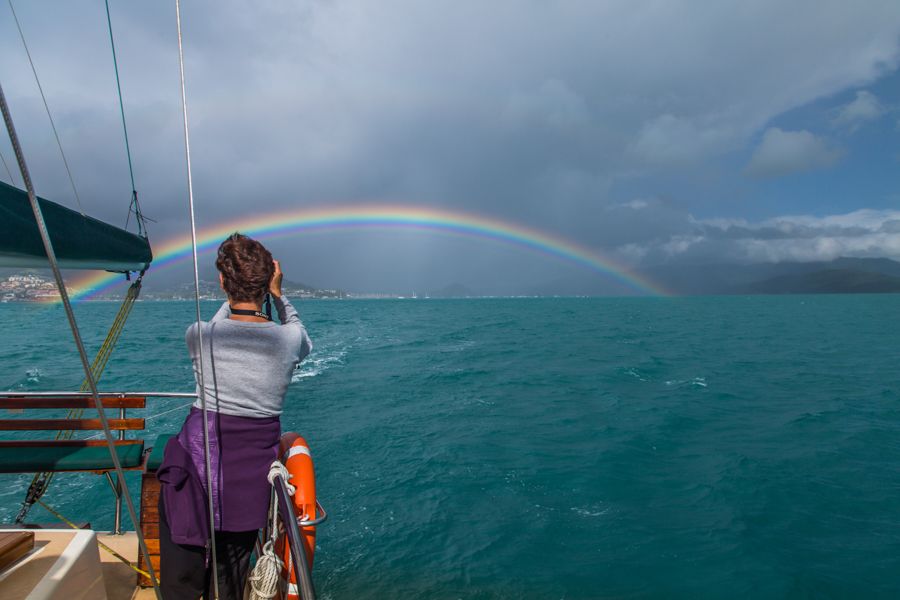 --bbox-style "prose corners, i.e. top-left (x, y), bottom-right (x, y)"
top-left (1, 1), bottom-right (899, 294)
